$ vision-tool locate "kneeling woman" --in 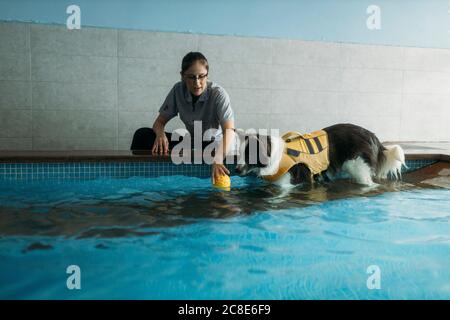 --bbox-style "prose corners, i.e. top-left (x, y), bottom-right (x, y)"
top-left (131, 52), bottom-right (235, 181)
